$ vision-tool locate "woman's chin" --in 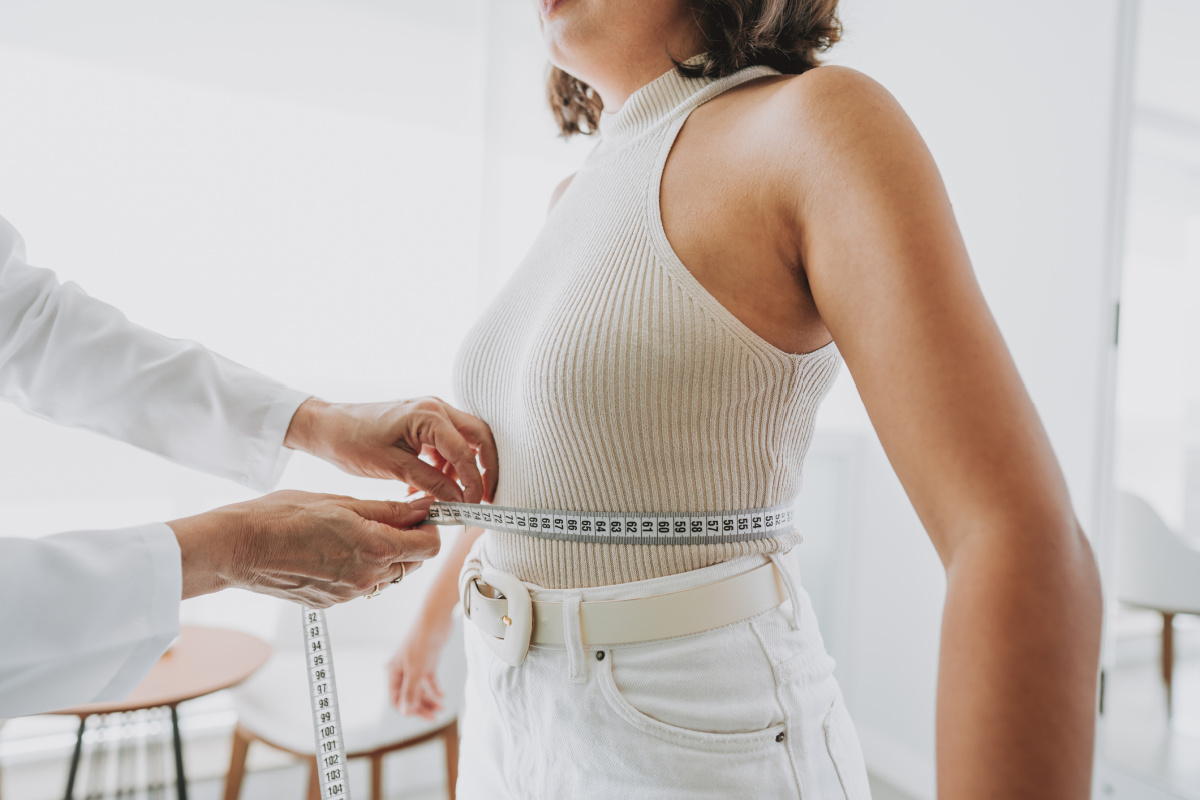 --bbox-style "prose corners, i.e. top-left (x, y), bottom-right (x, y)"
top-left (541, 23), bottom-right (588, 76)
